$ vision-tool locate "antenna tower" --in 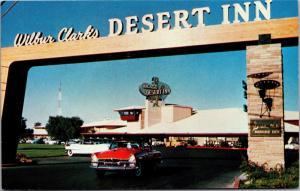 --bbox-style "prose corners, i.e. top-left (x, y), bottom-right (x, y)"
top-left (57, 81), bottom-right (62, 116)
